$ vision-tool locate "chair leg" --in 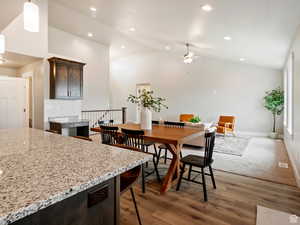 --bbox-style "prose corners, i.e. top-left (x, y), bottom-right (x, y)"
top-left (209, 165), bottom-right (216, 189)
top-left (180, 151), bottom-right (183, 159)
top-left (176, 163), bottom-right (186, 191)
top-left (157, 148), bottom-right (162, 165)
top-left (201, 167), bottom-right (208, 201)
top-left (141, 164), bottom-right (146, 193)
top-left (164, 149), bottom-right (167, 164)
top-left (153, 155), bottom-right (161, 182)
top-left (153, 144), bottom-right (159, 165)
top-left (145, 146), bottom-right (149, 168)
top-left (130, 188), bottom-right (143, 225)
top-left (188, 165), bottom-right (192, 181)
